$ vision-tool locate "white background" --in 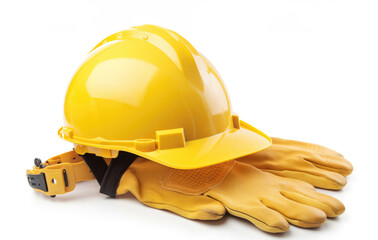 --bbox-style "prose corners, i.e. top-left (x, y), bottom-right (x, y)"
top-left (1, 0), bottom-right (377, 239)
